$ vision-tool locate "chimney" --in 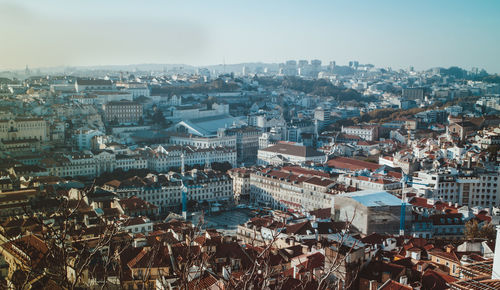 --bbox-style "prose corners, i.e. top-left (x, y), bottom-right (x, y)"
top-left (369, 280), bottom-right (377, 290)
